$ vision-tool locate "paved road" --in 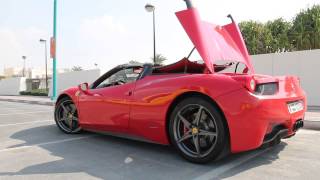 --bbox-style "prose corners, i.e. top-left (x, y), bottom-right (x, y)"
top-left (0, 101), bottom-right (320, 180)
